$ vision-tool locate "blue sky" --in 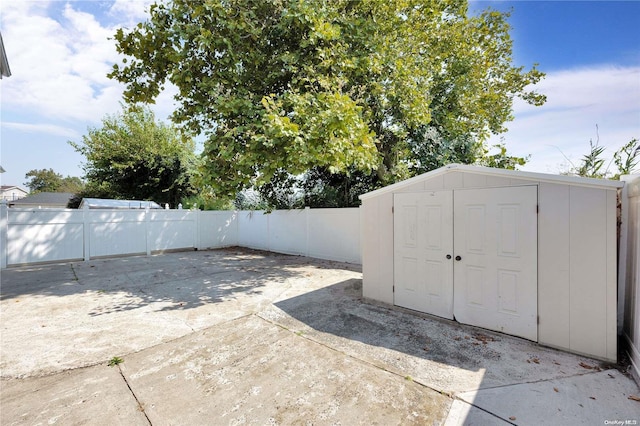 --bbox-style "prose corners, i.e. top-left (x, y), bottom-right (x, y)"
top-left (1, 0), bottom-right (639, 189)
